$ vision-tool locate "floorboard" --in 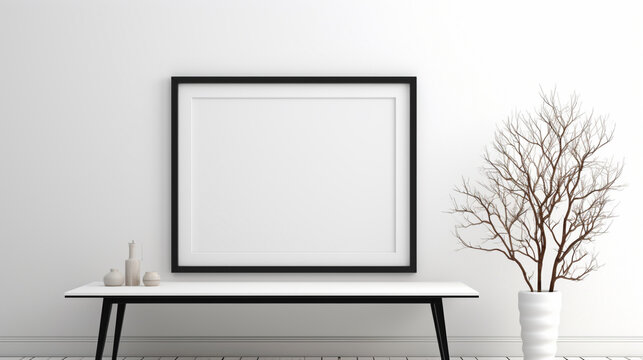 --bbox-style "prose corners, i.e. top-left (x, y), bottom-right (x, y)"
top-left (0, 356), bottom-right (621, 360)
